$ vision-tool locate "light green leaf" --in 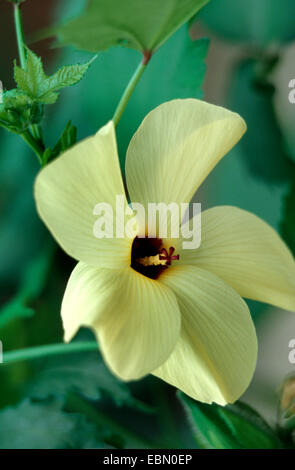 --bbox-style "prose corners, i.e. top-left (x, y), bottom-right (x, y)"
top-left (14, 48), bottom-right (93, 104)
top-left (198, 0), bottom-right (295, 46)
top-left (179, 393), bottom-right (281, 449)
top-left (0, 399), bottom-right (106, 449)
top-left (38, 62), bottom-right (94, 104)
top-left (14, 49), bottom-right (46, 97)
top-left (51, 0), bottom-right (209, 53)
